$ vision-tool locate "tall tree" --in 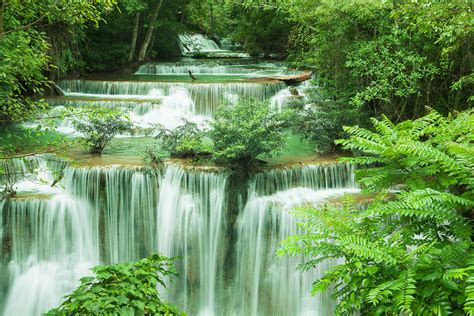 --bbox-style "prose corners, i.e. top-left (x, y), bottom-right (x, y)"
top-left (0, 0), bottom-right (116, 123)
top-left (137, 0), bottom-right (163, 62)
top-left (129, 12), bottom-right (141, 61)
